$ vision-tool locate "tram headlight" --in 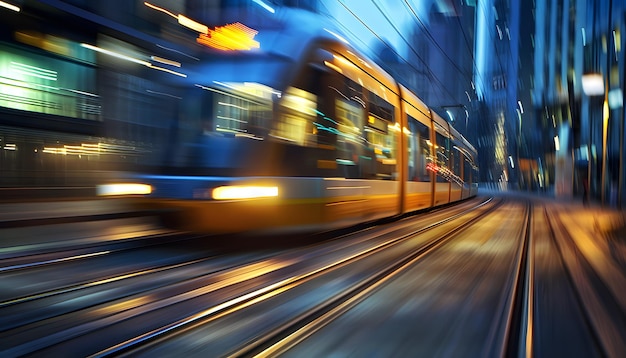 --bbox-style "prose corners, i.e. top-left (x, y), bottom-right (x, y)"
top-left (97, 183), bottom-right (152, 196)
top-left (211, 185), bottom-right (278, 200)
